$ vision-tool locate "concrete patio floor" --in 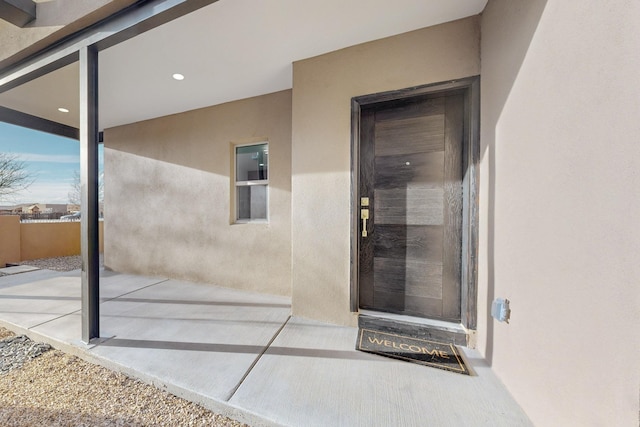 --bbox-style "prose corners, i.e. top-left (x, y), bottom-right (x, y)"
top-left (0, 267), bottom-right (532, 427)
